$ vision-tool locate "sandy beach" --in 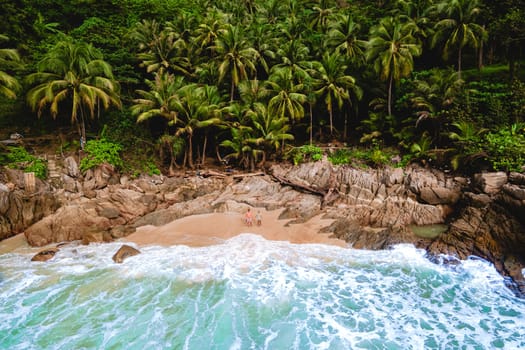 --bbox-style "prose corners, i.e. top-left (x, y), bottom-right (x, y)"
top-left (125, 209), bottom-right (347, 248)
top-left (0, 209), bottom-right (347, 254)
